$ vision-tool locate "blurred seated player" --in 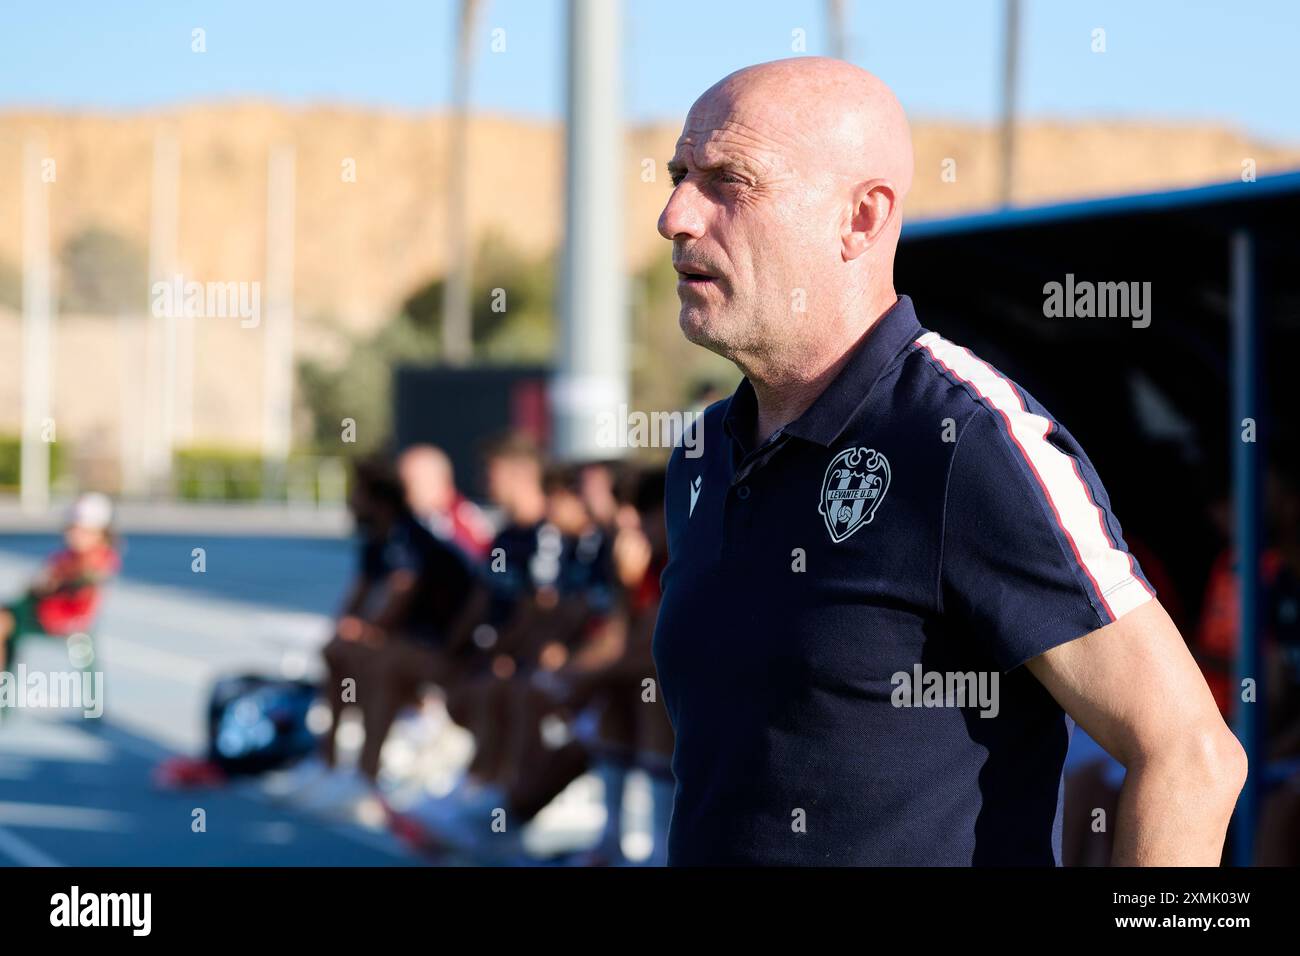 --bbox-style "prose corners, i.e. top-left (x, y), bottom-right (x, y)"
top-left (423, 433), bottom-right (551, 789)
top-left (1194, 451), bottom-right (1300, 864)
top-left (532, 466), bottom-right (674, 865)
top-left (289, 455), bottom-right (484, 815)
top-left (397, 443), bottom-right (494, 560)
top-left (367, 431), bottom-right (548, 836)
top-left (496, 464), bottom-right (617, 672)
top-left (578, 460), bottom-right (622, 535)
top-left (485, 465), bottom-right (617, 803)
top-left (0, 492), bottom-right (119, 675)
top-left (396, 466), bottom-right (644, 860)
top-left (392, 459), bottom-right (620, 857)
top-left (393, 466), bottom-right (676, 864)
